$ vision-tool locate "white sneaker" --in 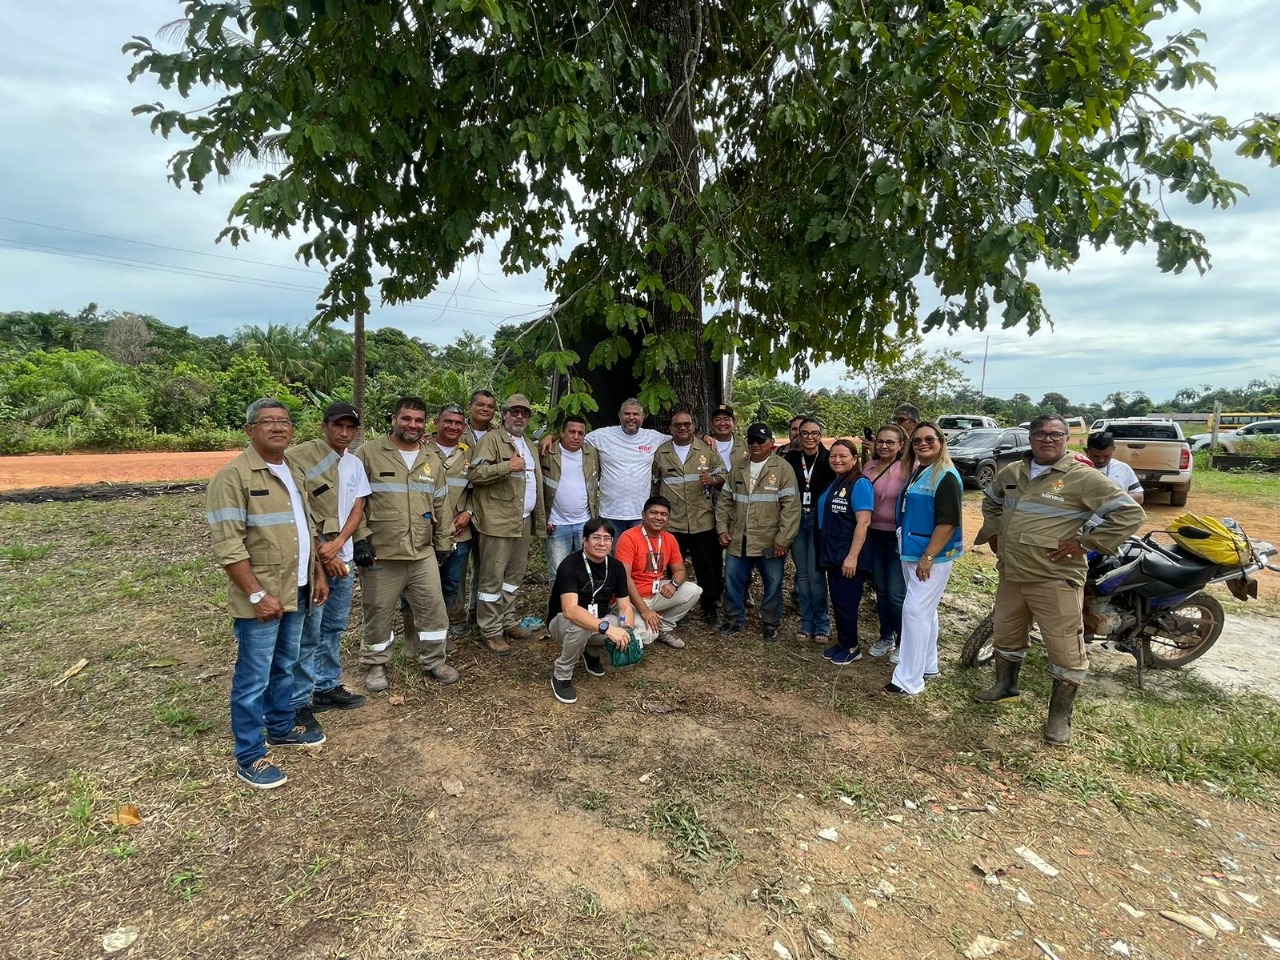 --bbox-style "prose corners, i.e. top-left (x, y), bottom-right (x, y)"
top-left (888, 648), bottom-right (901, 665)
top-left (869, 638), bottom-right (894, 659)
top-left (658, 633), bottom-right (686, 649)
